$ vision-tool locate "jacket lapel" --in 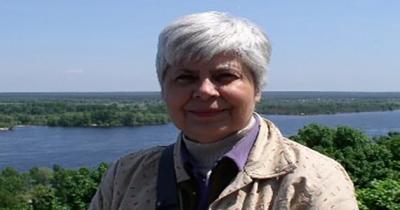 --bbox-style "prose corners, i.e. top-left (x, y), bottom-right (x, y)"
top-left (213, 117), bottom-right (297, 203)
